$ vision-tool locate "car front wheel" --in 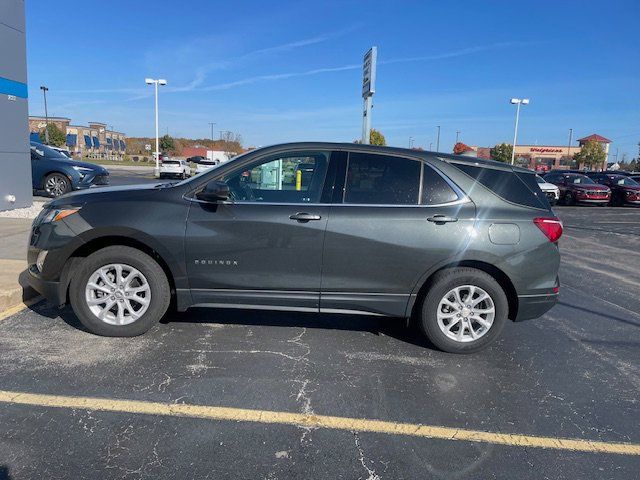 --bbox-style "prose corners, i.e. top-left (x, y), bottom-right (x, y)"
top-left (69, 246), bottom-right (171, 336)
top-left (419, 268), bottom-right (508, 353)
top-left (44, 173), bottom-right (71, 197)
